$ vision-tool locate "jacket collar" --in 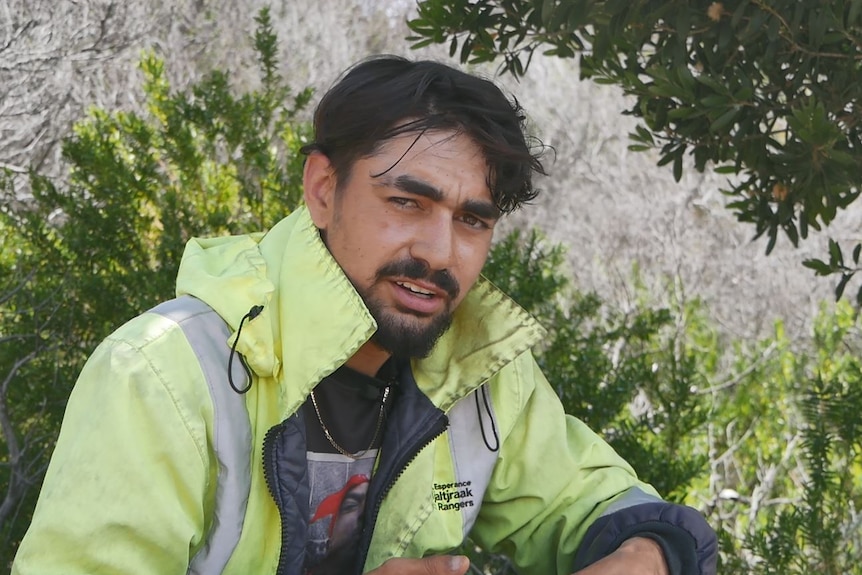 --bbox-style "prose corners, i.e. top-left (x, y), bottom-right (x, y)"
top-left (177, 207), bottom-right (545, 416)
